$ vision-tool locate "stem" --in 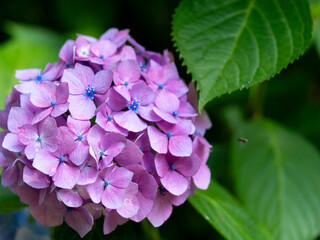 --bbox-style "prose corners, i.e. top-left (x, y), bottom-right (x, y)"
top-left (248, 83), bottom-right (265, 120)
top-left (141, 220), bottom-right (162, 240)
